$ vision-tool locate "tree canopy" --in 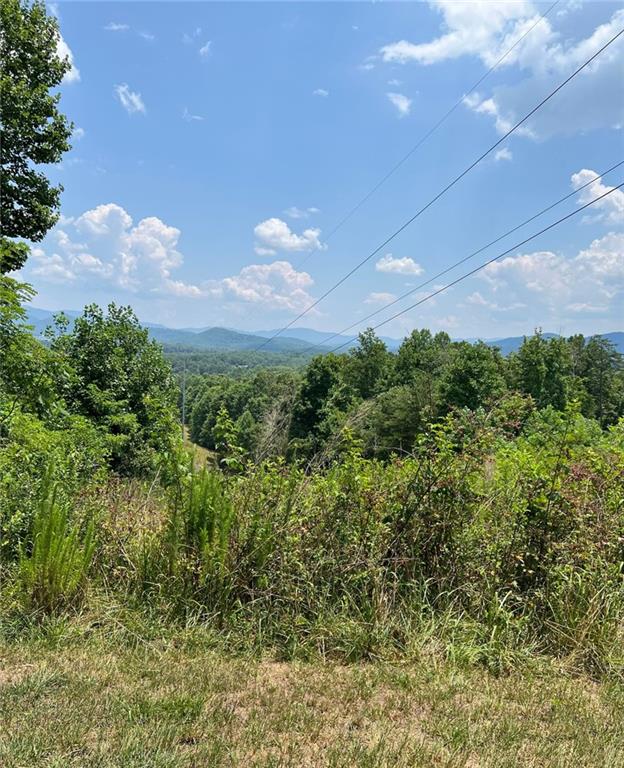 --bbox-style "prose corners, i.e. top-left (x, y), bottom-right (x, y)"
top-left (0, 0), bottom-right (73, 273)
